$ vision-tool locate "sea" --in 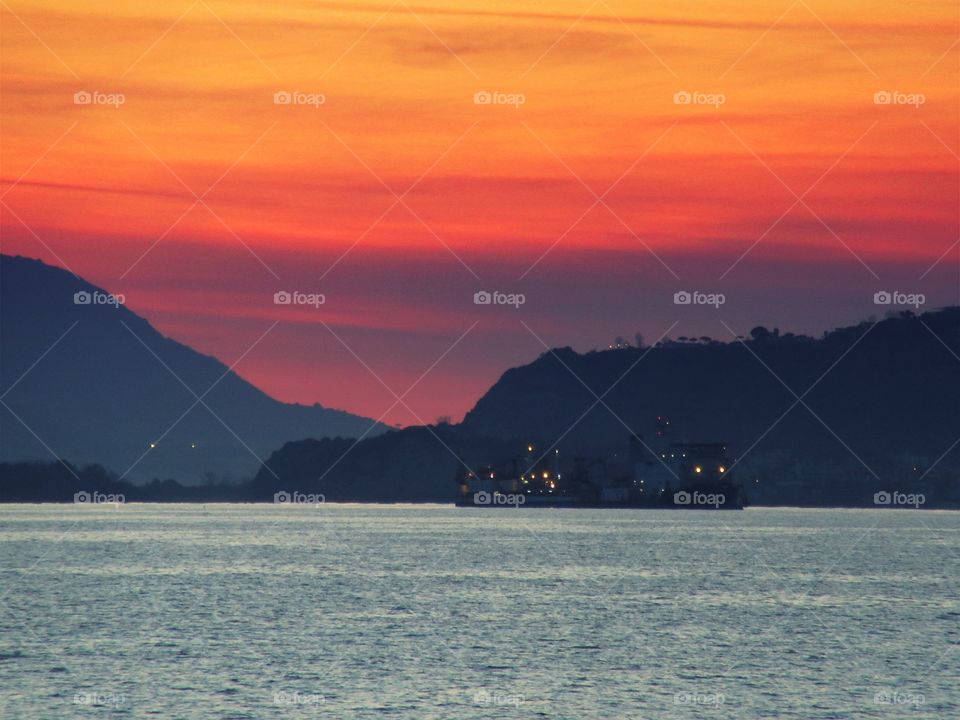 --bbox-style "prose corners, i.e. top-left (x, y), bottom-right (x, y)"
top-left (0, 504), bottom-right (956, 719)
